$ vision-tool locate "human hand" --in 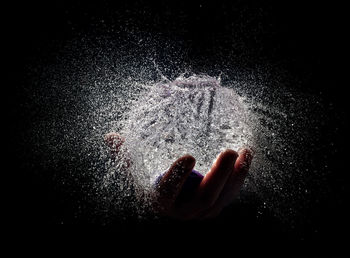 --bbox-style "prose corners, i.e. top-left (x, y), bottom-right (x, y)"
top-left (104, 132), bottom-right (253, 220)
